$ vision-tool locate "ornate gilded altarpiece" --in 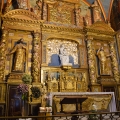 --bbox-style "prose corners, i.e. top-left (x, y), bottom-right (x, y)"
top-left (0, 0), bottom-right (119, 116)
